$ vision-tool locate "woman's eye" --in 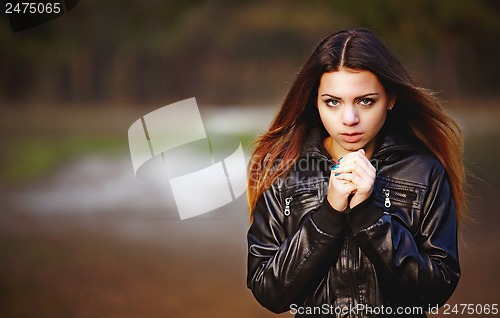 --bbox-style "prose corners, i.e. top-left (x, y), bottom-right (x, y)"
top-left (326, 99), bottom-right (340, 107)
top-left (359, 98), bottom-right (374, 106)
